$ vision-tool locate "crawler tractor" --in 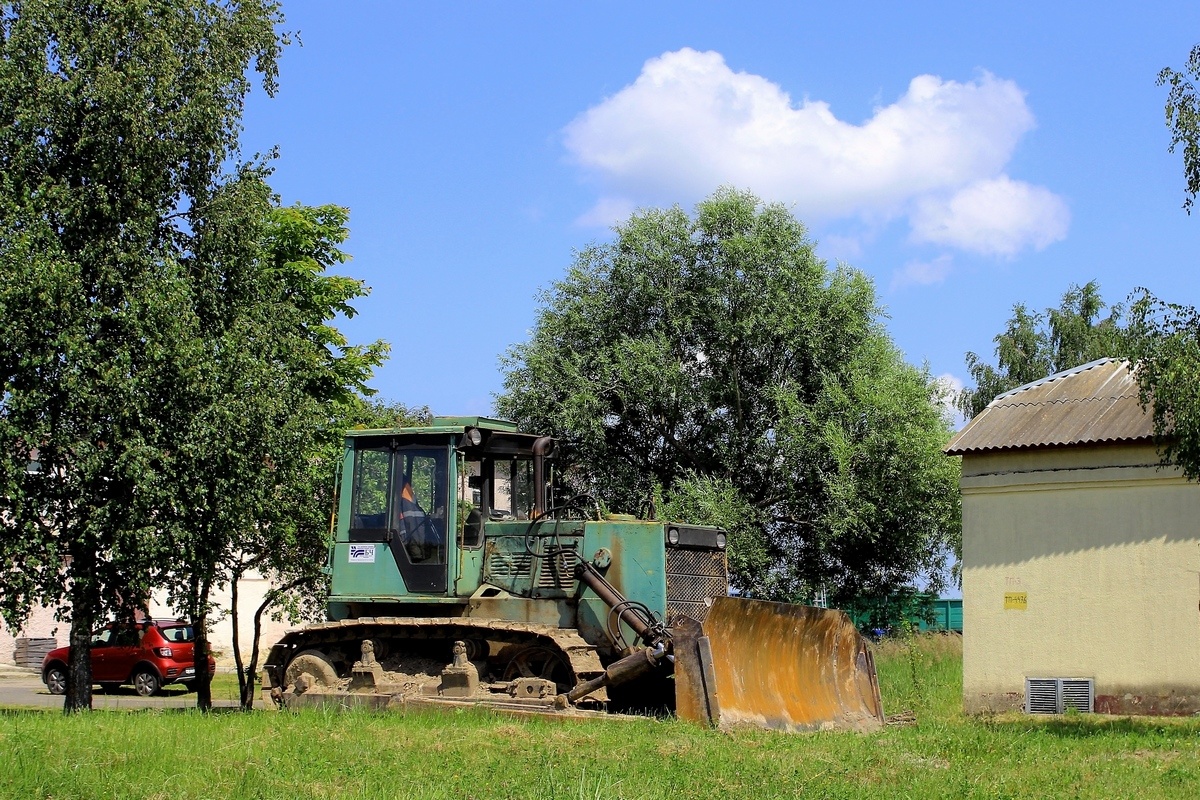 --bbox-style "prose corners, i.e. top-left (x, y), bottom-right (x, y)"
top-left (263, 417), bottom-right (884, 731)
